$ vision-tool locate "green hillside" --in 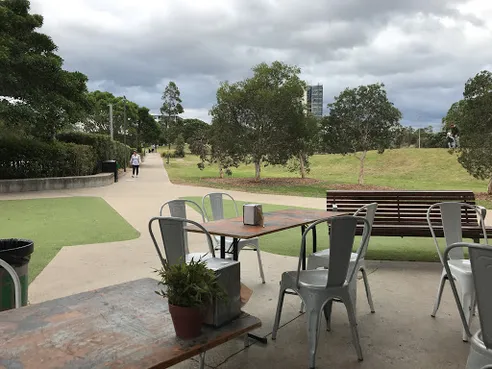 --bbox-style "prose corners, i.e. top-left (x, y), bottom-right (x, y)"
top-left (165, 148), bottom-right (489, 200)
